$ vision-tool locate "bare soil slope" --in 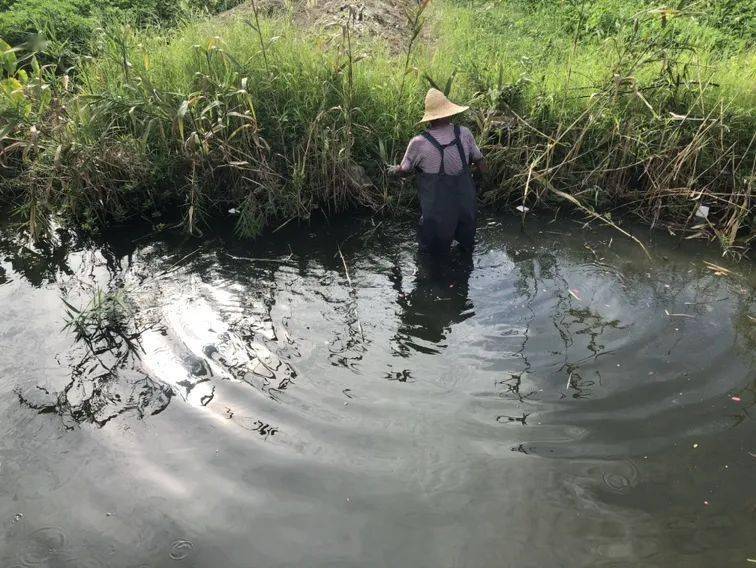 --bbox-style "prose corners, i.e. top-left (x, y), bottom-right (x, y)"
top-left (221, 0), bottom-right (412, 43)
